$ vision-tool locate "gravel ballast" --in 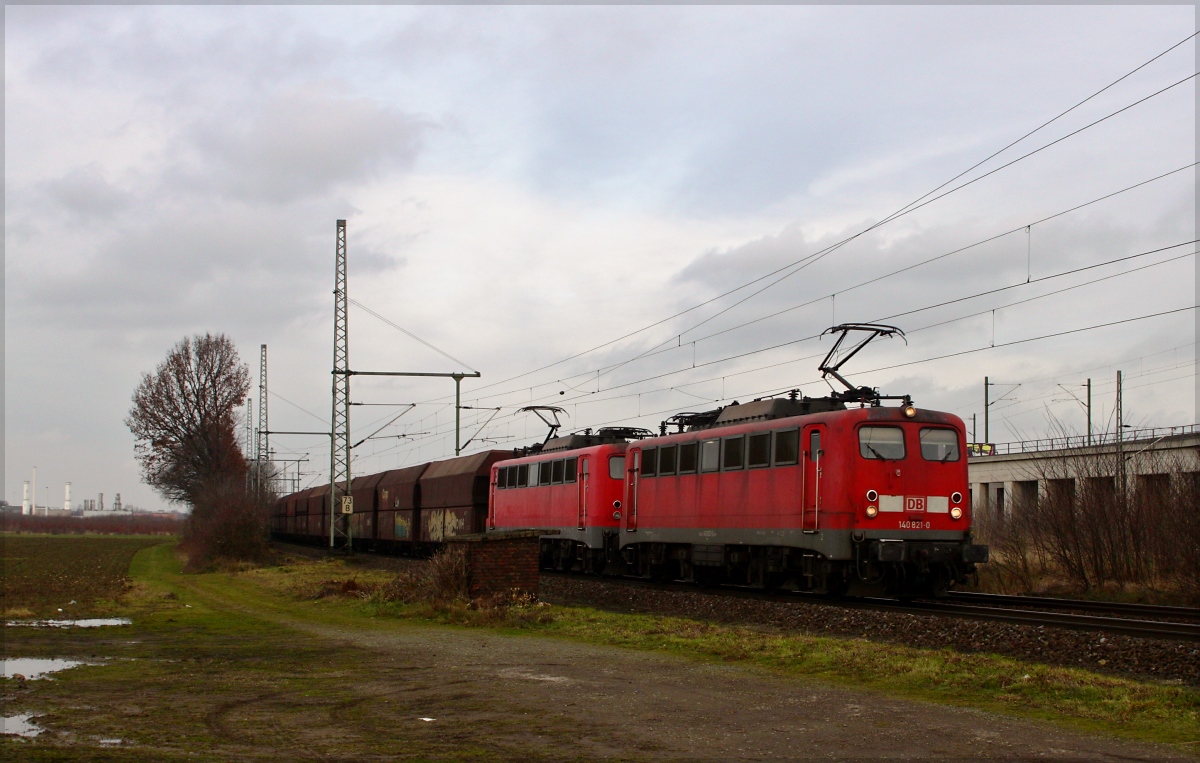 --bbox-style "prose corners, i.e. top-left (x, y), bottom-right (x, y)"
top-left (541, 574), bottom-right (1200, 686)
